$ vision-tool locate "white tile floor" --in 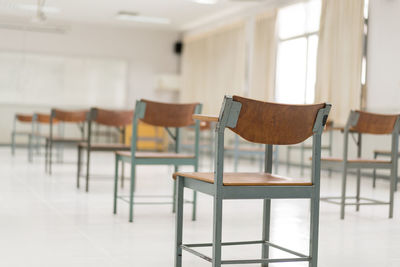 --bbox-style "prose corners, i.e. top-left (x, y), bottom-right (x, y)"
top-left (1, 147), bottom-right (400, 267)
